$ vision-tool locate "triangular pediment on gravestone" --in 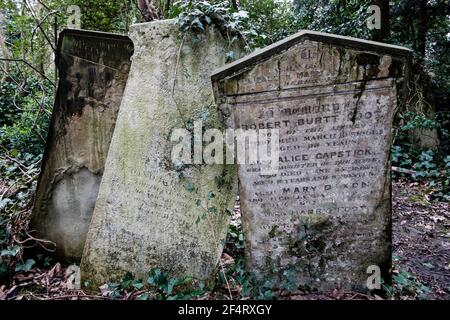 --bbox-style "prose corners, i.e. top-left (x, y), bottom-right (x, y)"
top-left (212, 30), bottom-right (411, 83)
top-left (211, 30), bottom-right (411, 292)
